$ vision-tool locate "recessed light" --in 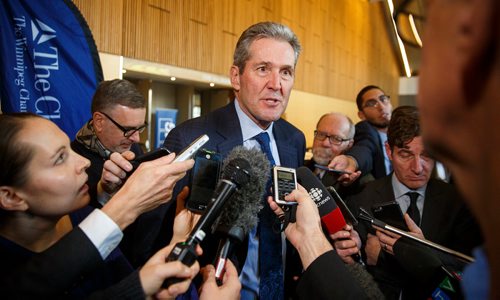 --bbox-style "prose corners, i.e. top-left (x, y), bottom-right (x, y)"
top-left (209, 82), bottom-right (215, 87)
top-left (170, 77), bottom-right (176, 81)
